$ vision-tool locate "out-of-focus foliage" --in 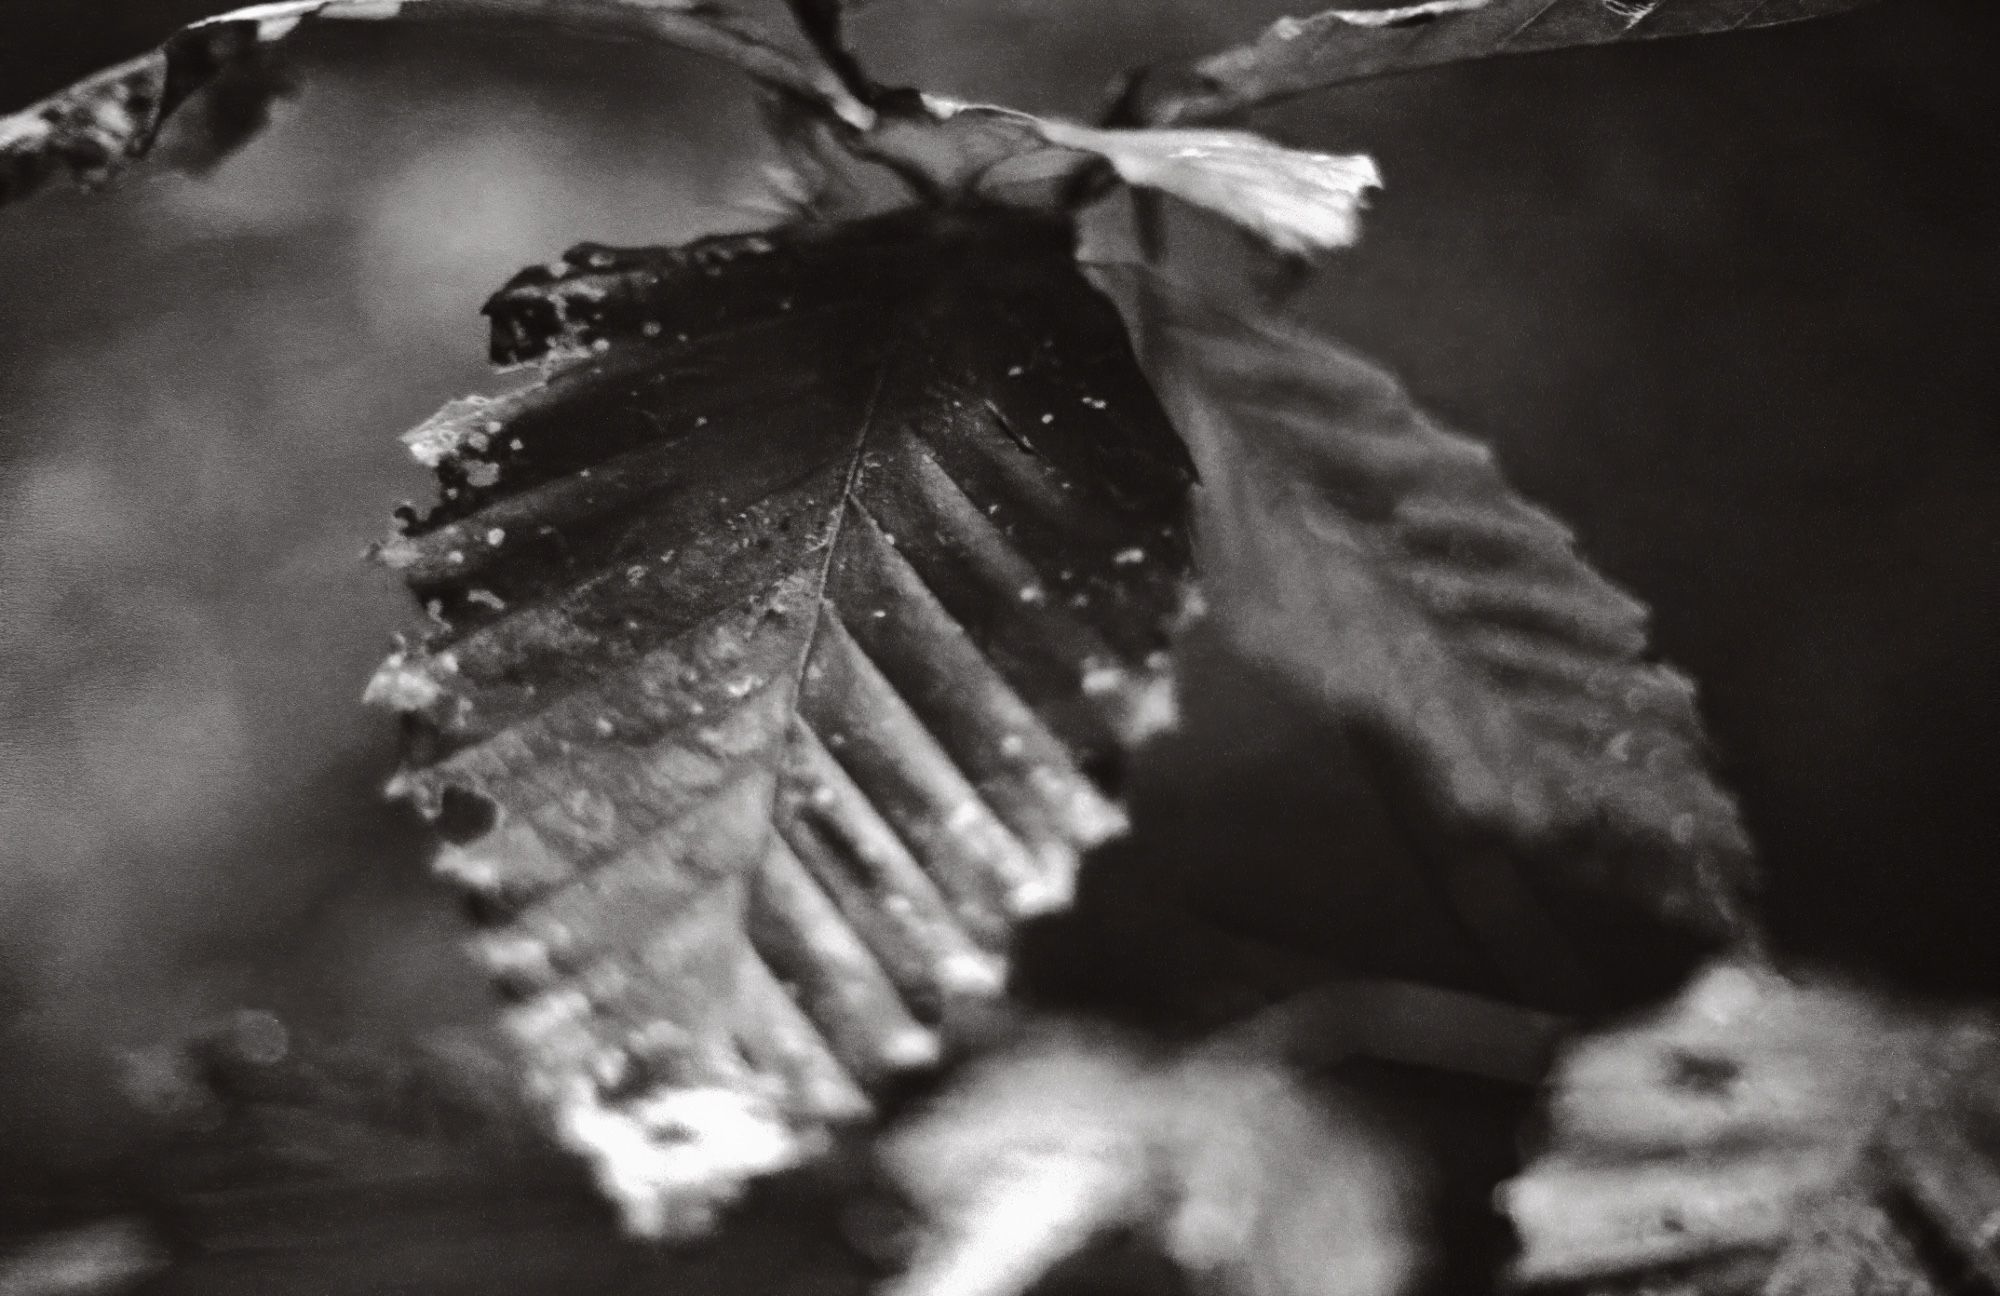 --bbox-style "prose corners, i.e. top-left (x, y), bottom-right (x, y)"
top-left (0, 23), bottom-right (777, 1181)
top-left (878, 1018), bottom-right (1436, 1296)
top-left (0, 0), bottom-right (869, 209)
top-left (1505, 961), bottom-right (2000, 1293)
